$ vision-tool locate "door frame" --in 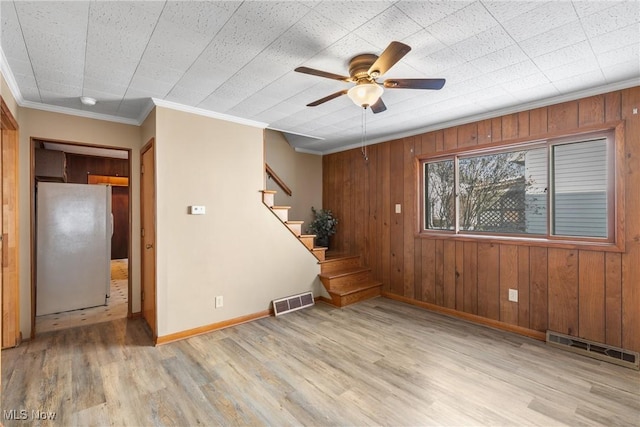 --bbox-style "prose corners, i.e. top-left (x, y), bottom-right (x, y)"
top-left (1, 97), bottom-right (20, 349)
top-left (30, 138), bottom-right (132, 338)
top-left (140, 138), bottom-right (157, 338)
